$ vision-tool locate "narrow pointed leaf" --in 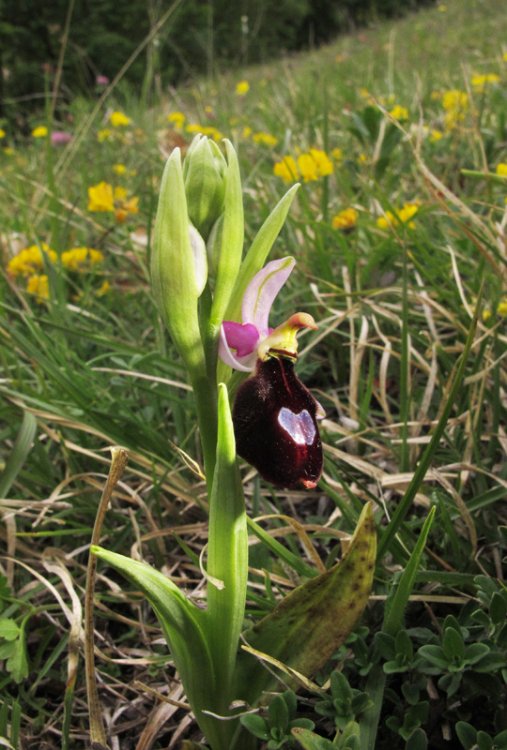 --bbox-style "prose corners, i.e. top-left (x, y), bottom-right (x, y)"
top-left (235, 504), bottom-right (376, 704)
top-left (0, 410), bottom-right (36, 497)
top-left (209, 140), bottom-right (244, 330)
top-left (225, 184), bottom-right (300, 327)
top-left (151, 148), bottom-right (205, 375)
top-left (383, 506), bottom-right (436, 637)
top-left (91, 547), bottom-right (218, 737)
top-left (207, 384), bottom-right (248, 701)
